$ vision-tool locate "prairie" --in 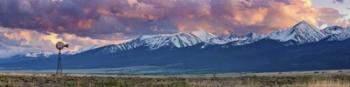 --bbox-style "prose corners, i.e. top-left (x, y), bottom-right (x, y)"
top-left (1, 72), bottom-right (350, 87)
